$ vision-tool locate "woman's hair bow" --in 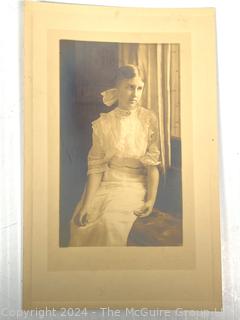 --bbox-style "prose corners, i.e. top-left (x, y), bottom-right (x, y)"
top-left (100, 88), bottom-right (118, 107)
